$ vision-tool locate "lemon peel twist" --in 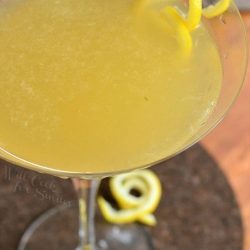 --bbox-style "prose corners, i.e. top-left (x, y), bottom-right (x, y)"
top-left (161, 6), bottom-right (193, 56)
top-left (134, 0), bottom-right (231, 56)
top-left (202, 0), bottom-right (231, 18)
top-left (174, 0), bottom-right (232, 31)
top-left (185, 0), bottom-right (203, 31)
top-left (98, 170), bottom-right (162, 226)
